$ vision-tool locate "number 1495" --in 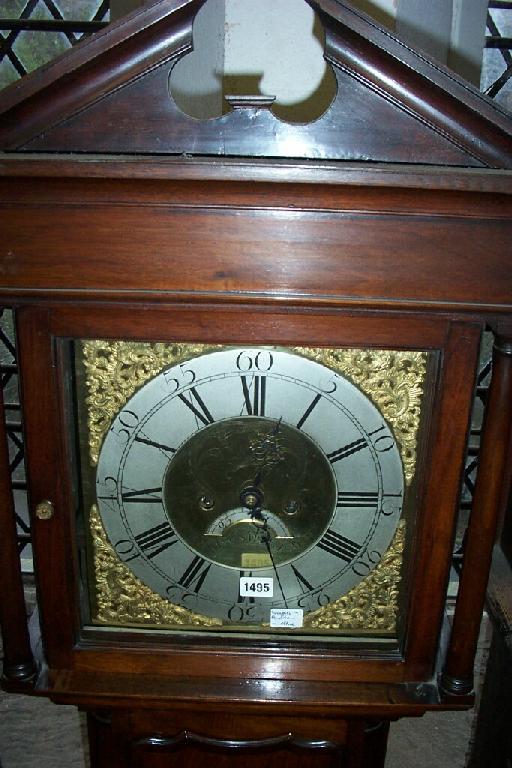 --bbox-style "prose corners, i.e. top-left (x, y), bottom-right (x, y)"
top-left (240, 577), bottom-right (274, 597)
